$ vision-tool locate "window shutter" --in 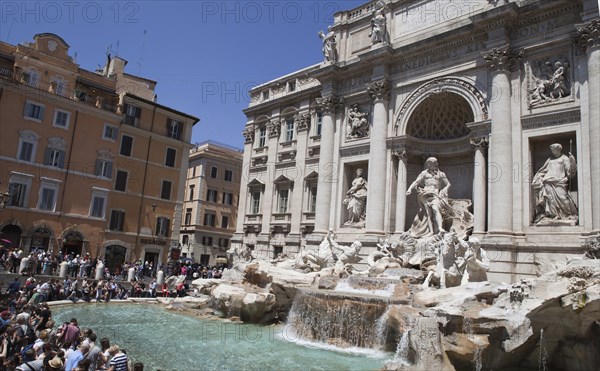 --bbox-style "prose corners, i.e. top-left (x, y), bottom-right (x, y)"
top-left (58, 150), bottom-right (65, 168)
top-left (177, 122), bottom-right (183, 139)
top-left (155, 217), bottom-right (160, 236)
top-left (166, 119), bottom-right (172, 135)
top-left (165, 218), bottom-right (171, 237)
top-left (112, 127), bottom-right (119, 140)
top-left (39, 106), bottom-right (45, 121)
top-left (106, 161), bottom-right (113, 178)
top-left (44, 148), bottom-right (52, 165)
top-left (95, 160), bottom-right (101, 176)
top-left (23, 102), bottom-right (31, 117)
